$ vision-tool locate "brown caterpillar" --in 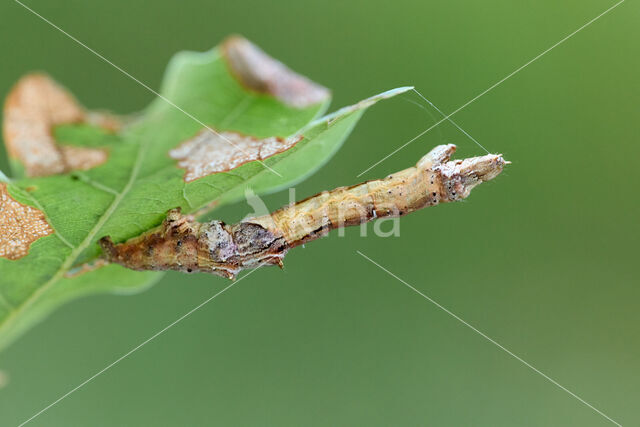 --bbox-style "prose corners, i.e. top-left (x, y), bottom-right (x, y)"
top-left (99, 144), bottom-right (508, 279)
